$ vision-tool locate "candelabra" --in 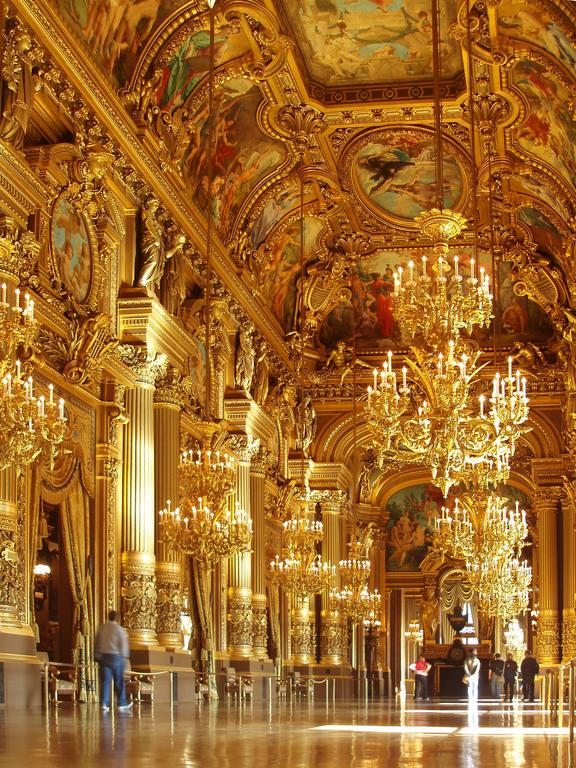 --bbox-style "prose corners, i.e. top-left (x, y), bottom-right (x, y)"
top-left (404, 617), bottom-right (423, 645)
top-left (269, 496), bottom-right (335, 599)
top-left (158, 498), bottom-right (252, 567)
top-left (0, 285), bottom-right (66, 470)
top-left (434, 492), bottom-right (528, 564)
top-left (332, 584), bottom-right (381, 625)
top-left (469, 555), bottom-right (531, 619)
top-left (394, 210), bottom-right (492, 346)
top-left (179, 421), bottom-right (236, 514)
top-left (366, 347), bottom-right (529, 496)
